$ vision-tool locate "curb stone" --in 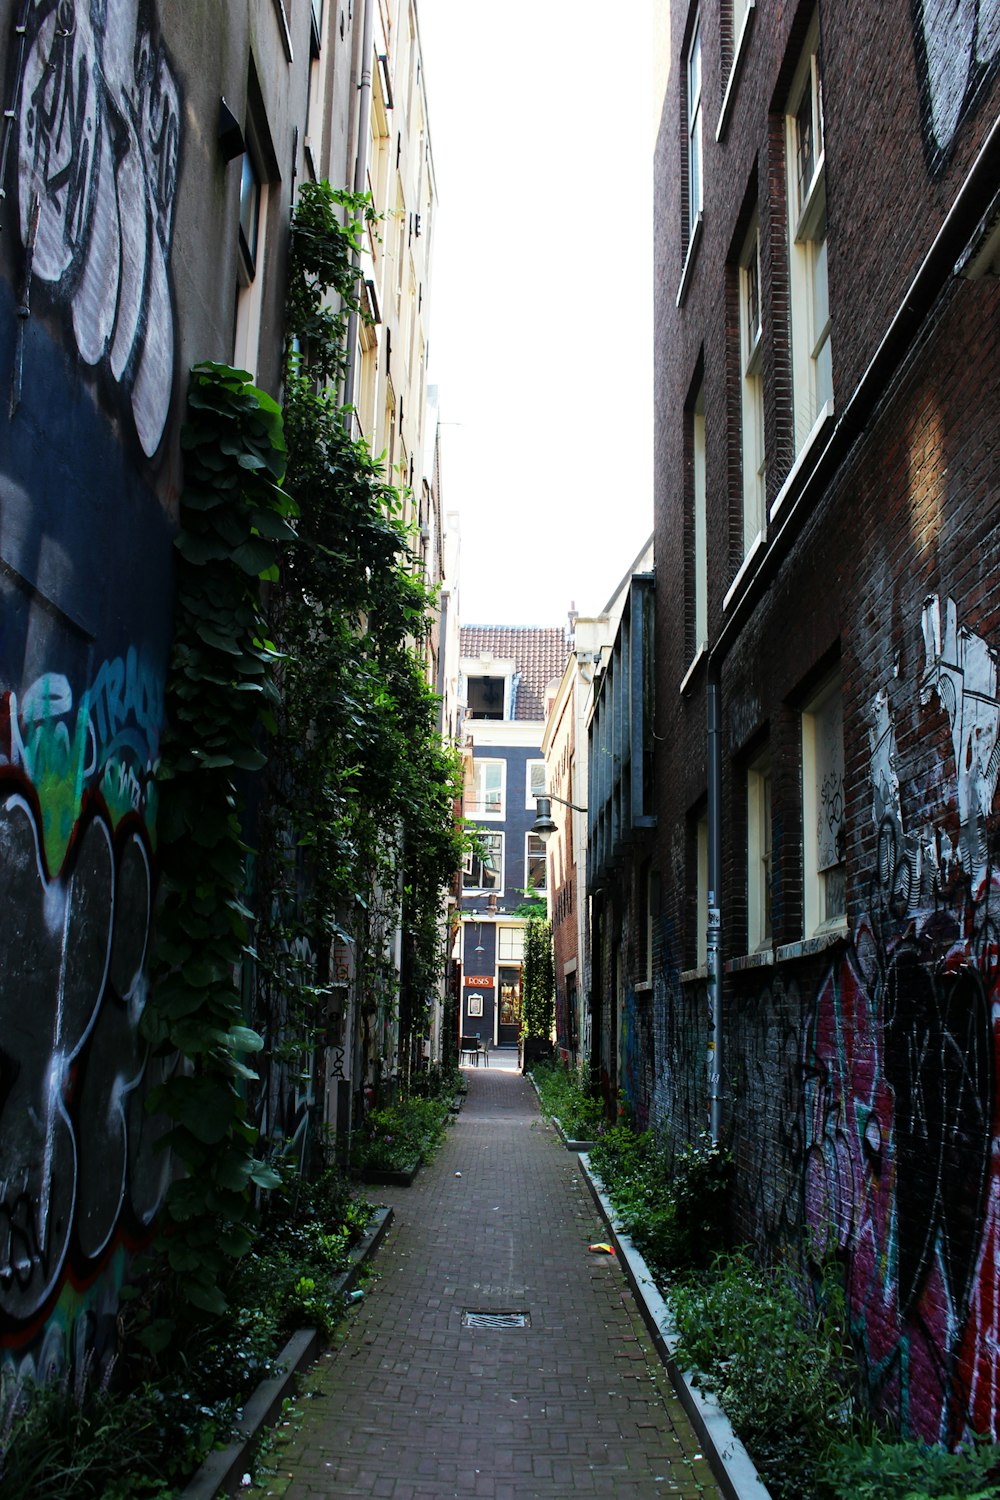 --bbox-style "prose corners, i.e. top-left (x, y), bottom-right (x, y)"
top-left (579, 1155), bottom-right (772, 1500)
top-left (179, 1205), bottom-right (393, 1500)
